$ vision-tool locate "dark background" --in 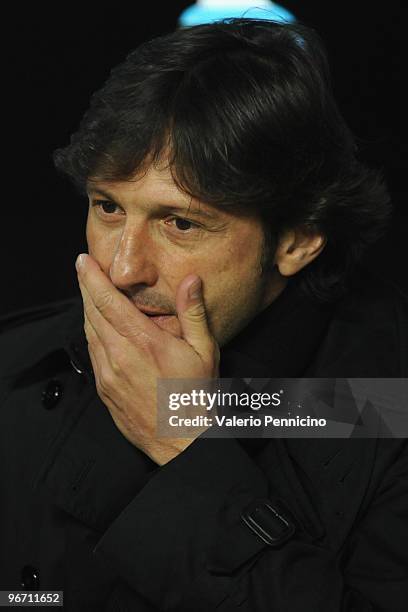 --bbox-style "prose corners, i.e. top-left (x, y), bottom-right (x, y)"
top-left (3, 1), bottom-right (407, 316)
